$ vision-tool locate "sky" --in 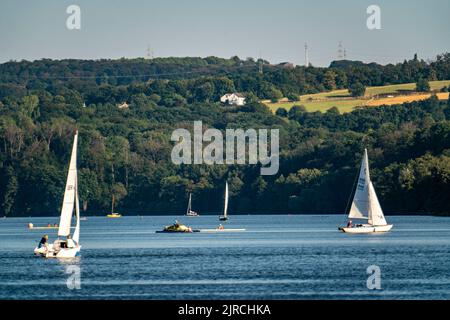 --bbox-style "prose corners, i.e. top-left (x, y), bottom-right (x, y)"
top-left (0, 0), bottom-right (449, 66)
